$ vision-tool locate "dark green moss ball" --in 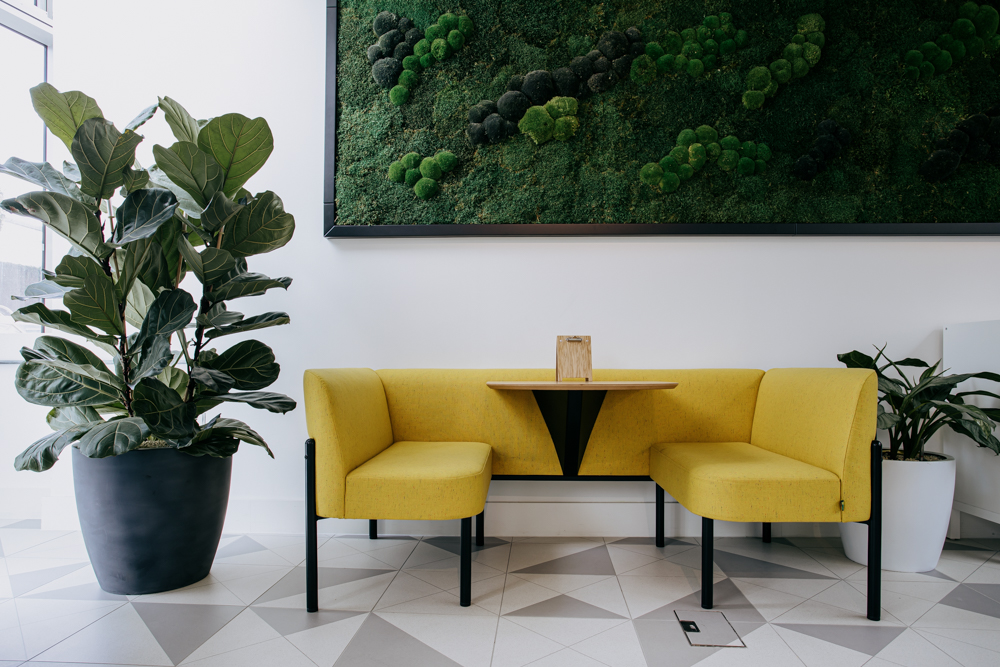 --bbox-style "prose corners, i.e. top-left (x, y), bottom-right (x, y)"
top-left (703, 54), bottom-right (717, 70)
top-left (757, 143), bottom-right (772, 161)
top-left (707, 142), bottom-right (722, 161)
top-left (719, 149), bottom-right (739, 171)
top-left (797, 14), bottom-right (826, 34)
top-left (965, 35), bottom-right (985, 56)
top-left (398, 70), bottom-right (419, 89)
top-left (431, 38), bottom-right (452, 60)
top-left (631, 55), bottom-right (657, 85)
top-left (703, 39), bottom-right (719, 55)
top-left (704, 15), bottom-right (721, 30)
top-left (697, 26), bottom-right (713, 44)
top-left (696, 125), bottom-right (718, 144)
top-left (681, 28), bottom-right (697, 42)
top-left (792, 34), bottom-right (806, 45)
top-left (688, 143), bottom-right (707, 170)
top-left (646, 42), bottom-right (665, 59)
top-left (419, 157), bottom-right (442, 180)
top-left (763, 80), bottom-right (779, 97)
top-left (947, 39), bottom-right (967, 60)
top-left (960, 2), bottom-right (979, 20)
top-left (438, 13), bottom-right (459, 32)
top-left (920, 42), bottom-right (941, 60)
top-left (659, 155), bottom-right (680, 173)
top-left (803, 42), bottom-right (822, 66)
top-left (414, 177), bottom-right (439, 200)
top-left (414, 39), bottom-right (431, 57)
top-left (677, 129), bottom-right (698, 147)
top-left (404, 168), bottom-right (422, 187)
top-left (976, 6), bottom-right (999, 40)
top-left (677, 164), bottom-right (695, 181)
top-left (420, 53), bottom-right (435, 69)
top-left (669, 146), bottom-right (688, 164)
top-left (388, 161), bottom-right (406, 183)
top-left (932, 50), bottom-right (953, 73)
top-left (682, 41), bottom-right (704, 60)
top-left (640, 162), bottom-right (665, 186)
top-left (904, 65), bottom-right (920, 80)
top-left (807, 32), bottom-right (826, 48)
top-left (656, 54), bottom-right (675, 73)
top-left (755, 159), bottom-right (767, 174)
top-left (740, 141), bottom-right (757, 159)
top-left (435, 150), bottom-right (458, 173)
top-left (747, 66), bottom-right (772, 91)
top-left (403, 55), bottom-right (422, 72)
top-left (904, 50), bottom-right (924, 67)
top-left (674, 55), bottom-right (689, 71)
top-left (389, 85), bottom-right (410, 106)
top-left (687, 59), bottom-right (705, 77)
top-left (448, 30), bottom-right (465, 51)
top-left (919, 61), bottom-right (936, 80)
top-left (743, 90), bottom-right (765, 110)
top-left (402, 152), bottom-right (422, 169)
top-left (458, 15), bottom-right (475, 37)
top-left (664, 32), bottom-right (684, 55)
top-left (720, 135), bottom-right (741, 151)
top-left (952, 18), bottom-right (977, 39)
top-left (720, 39), bottom-right (737, 56)
top-left (424, 24), bottom-right (444, 42)
top-left (734, 30), bottom-right (749, 48)
top-left (660, 172), bottom-right (681, 193)
top-left (783, 43), bottom-right (804, 60)
top-left (737, 157), bottom-right (756, 176)
top-left (792, 57), bottom-right (810, 78)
